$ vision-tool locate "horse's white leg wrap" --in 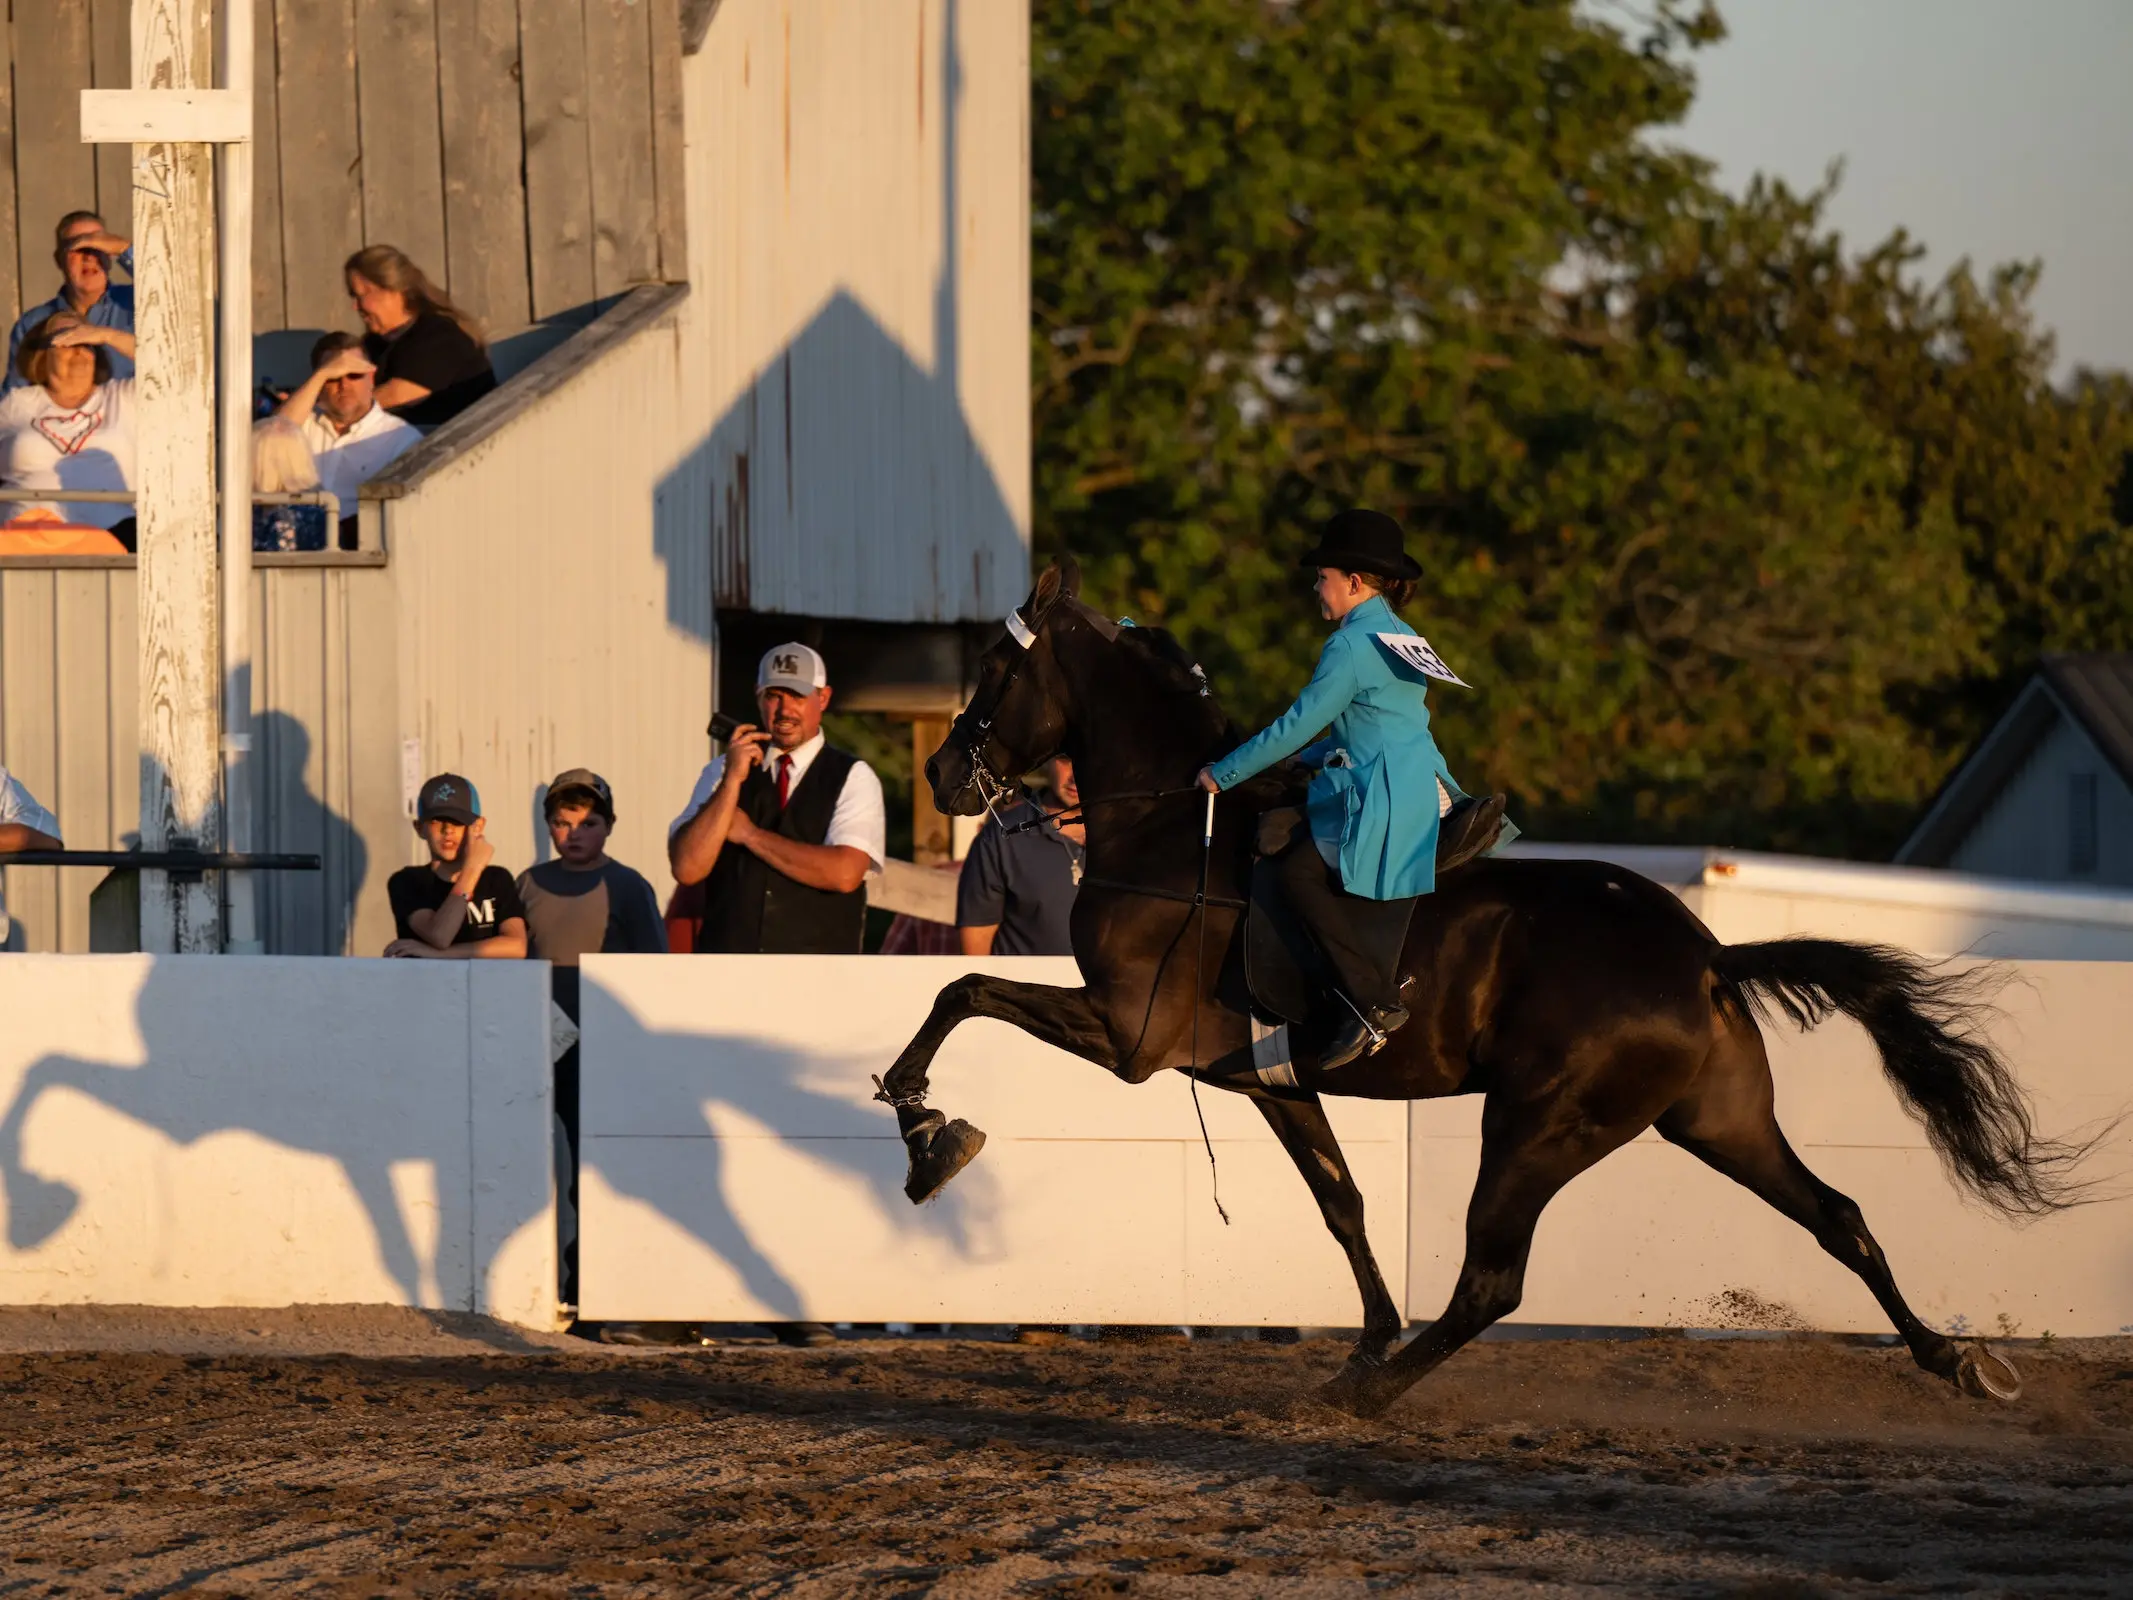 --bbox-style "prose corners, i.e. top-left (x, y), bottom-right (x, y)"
top-left (1251, 1015), bottom-right (1297, 1089)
